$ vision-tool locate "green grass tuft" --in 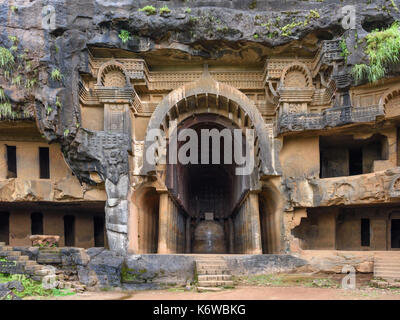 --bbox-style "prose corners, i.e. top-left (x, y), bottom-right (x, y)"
top-left (51, 68), bottom-right (63, 82)
top-left (352, 22), bottom-right (400, 83)
top-left (138, 5), bottom-right (157, 16)
top-left (118, 30), bottom-right (132, 44)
